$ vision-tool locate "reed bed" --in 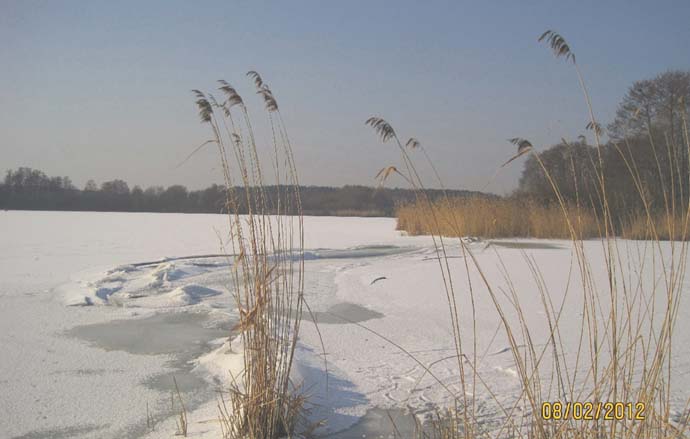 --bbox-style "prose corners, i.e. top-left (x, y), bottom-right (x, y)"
top-left (188, 31), bottom-right (689, 439)
top-left (396, 197), bottom-right (600, 239)
top-left (366, 29), bottom-right (690, 439)
top-left (619, 212), bottom-right (690, 241)
top-left (396, 197), bottom-right (690, 241)
top-left (192, 72), bottom-right (306, 438)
